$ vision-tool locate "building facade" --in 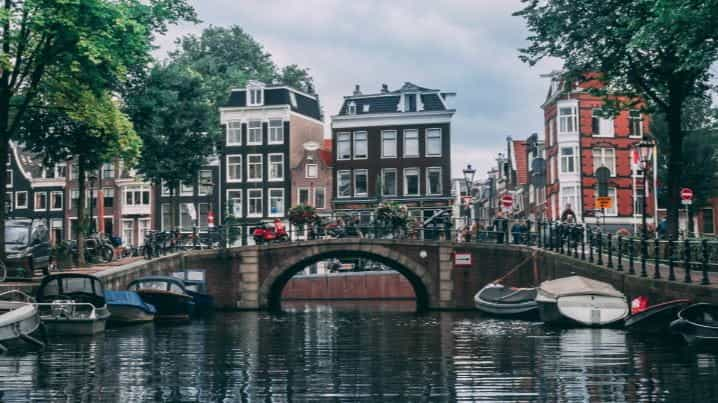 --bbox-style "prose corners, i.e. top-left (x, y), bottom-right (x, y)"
top-left (290, 139), bottom-right (333, 215)
top-left (330, 82), bottom-right (455, 229)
